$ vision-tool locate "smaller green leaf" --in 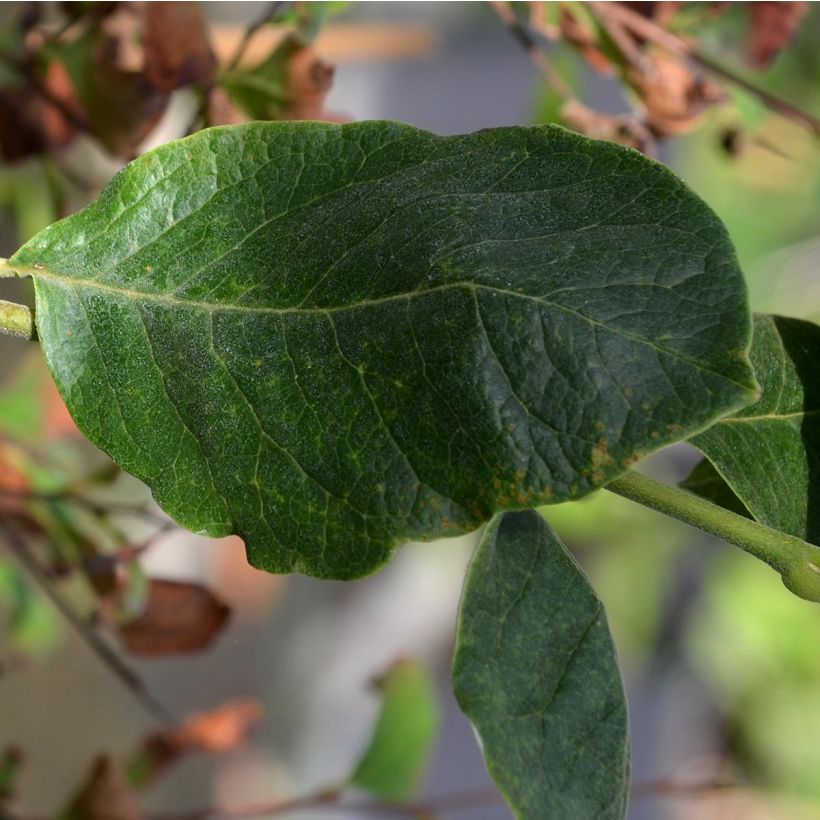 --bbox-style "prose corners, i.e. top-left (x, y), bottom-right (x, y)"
top-left (690, 314), bottom-right (820, 545)
top-left (453, 510), bottom-right (629, 820)
top-left (678, 457), bottom-right (751, 520)
top-left (0, 352), bottom-right (47, 442)
top-left (0, 745), bottom-right (22, 802)
top-left (350, 659), bottom-right (439, 802)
